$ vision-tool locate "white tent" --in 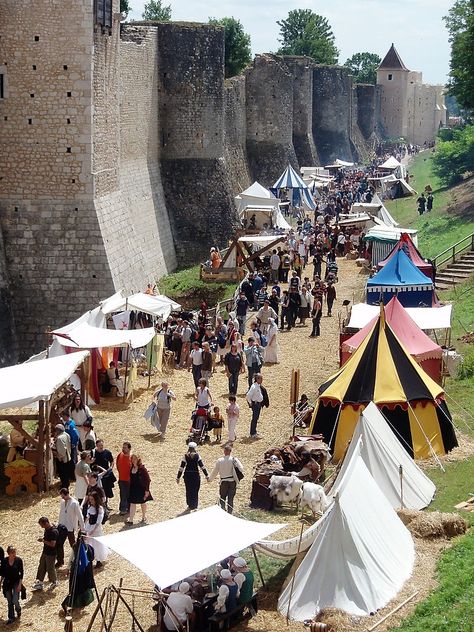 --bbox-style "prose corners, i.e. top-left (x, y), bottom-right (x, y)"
top-left (52, 322), bottom-right (155, 350)
top-left (278, 447), bottom-right (414, 620)
top-left (100, 292), bottom-right (181, 319)
top-left (348, 303), bottom-right (452, 330)
top-left (336, 158), bottom-right (354, 167)
top-left (0, 351), bottom-right (89, 409)
top-left (235, 181), bottom-right (279, 214)
top-left (380, 156), bottom-right (401, 170)
top-left (340, 403), bottom-right (436, 510)
top-left (91, 505), bottom-right (285, 590)
top-left (372, 193), bottom-right (399, 226)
